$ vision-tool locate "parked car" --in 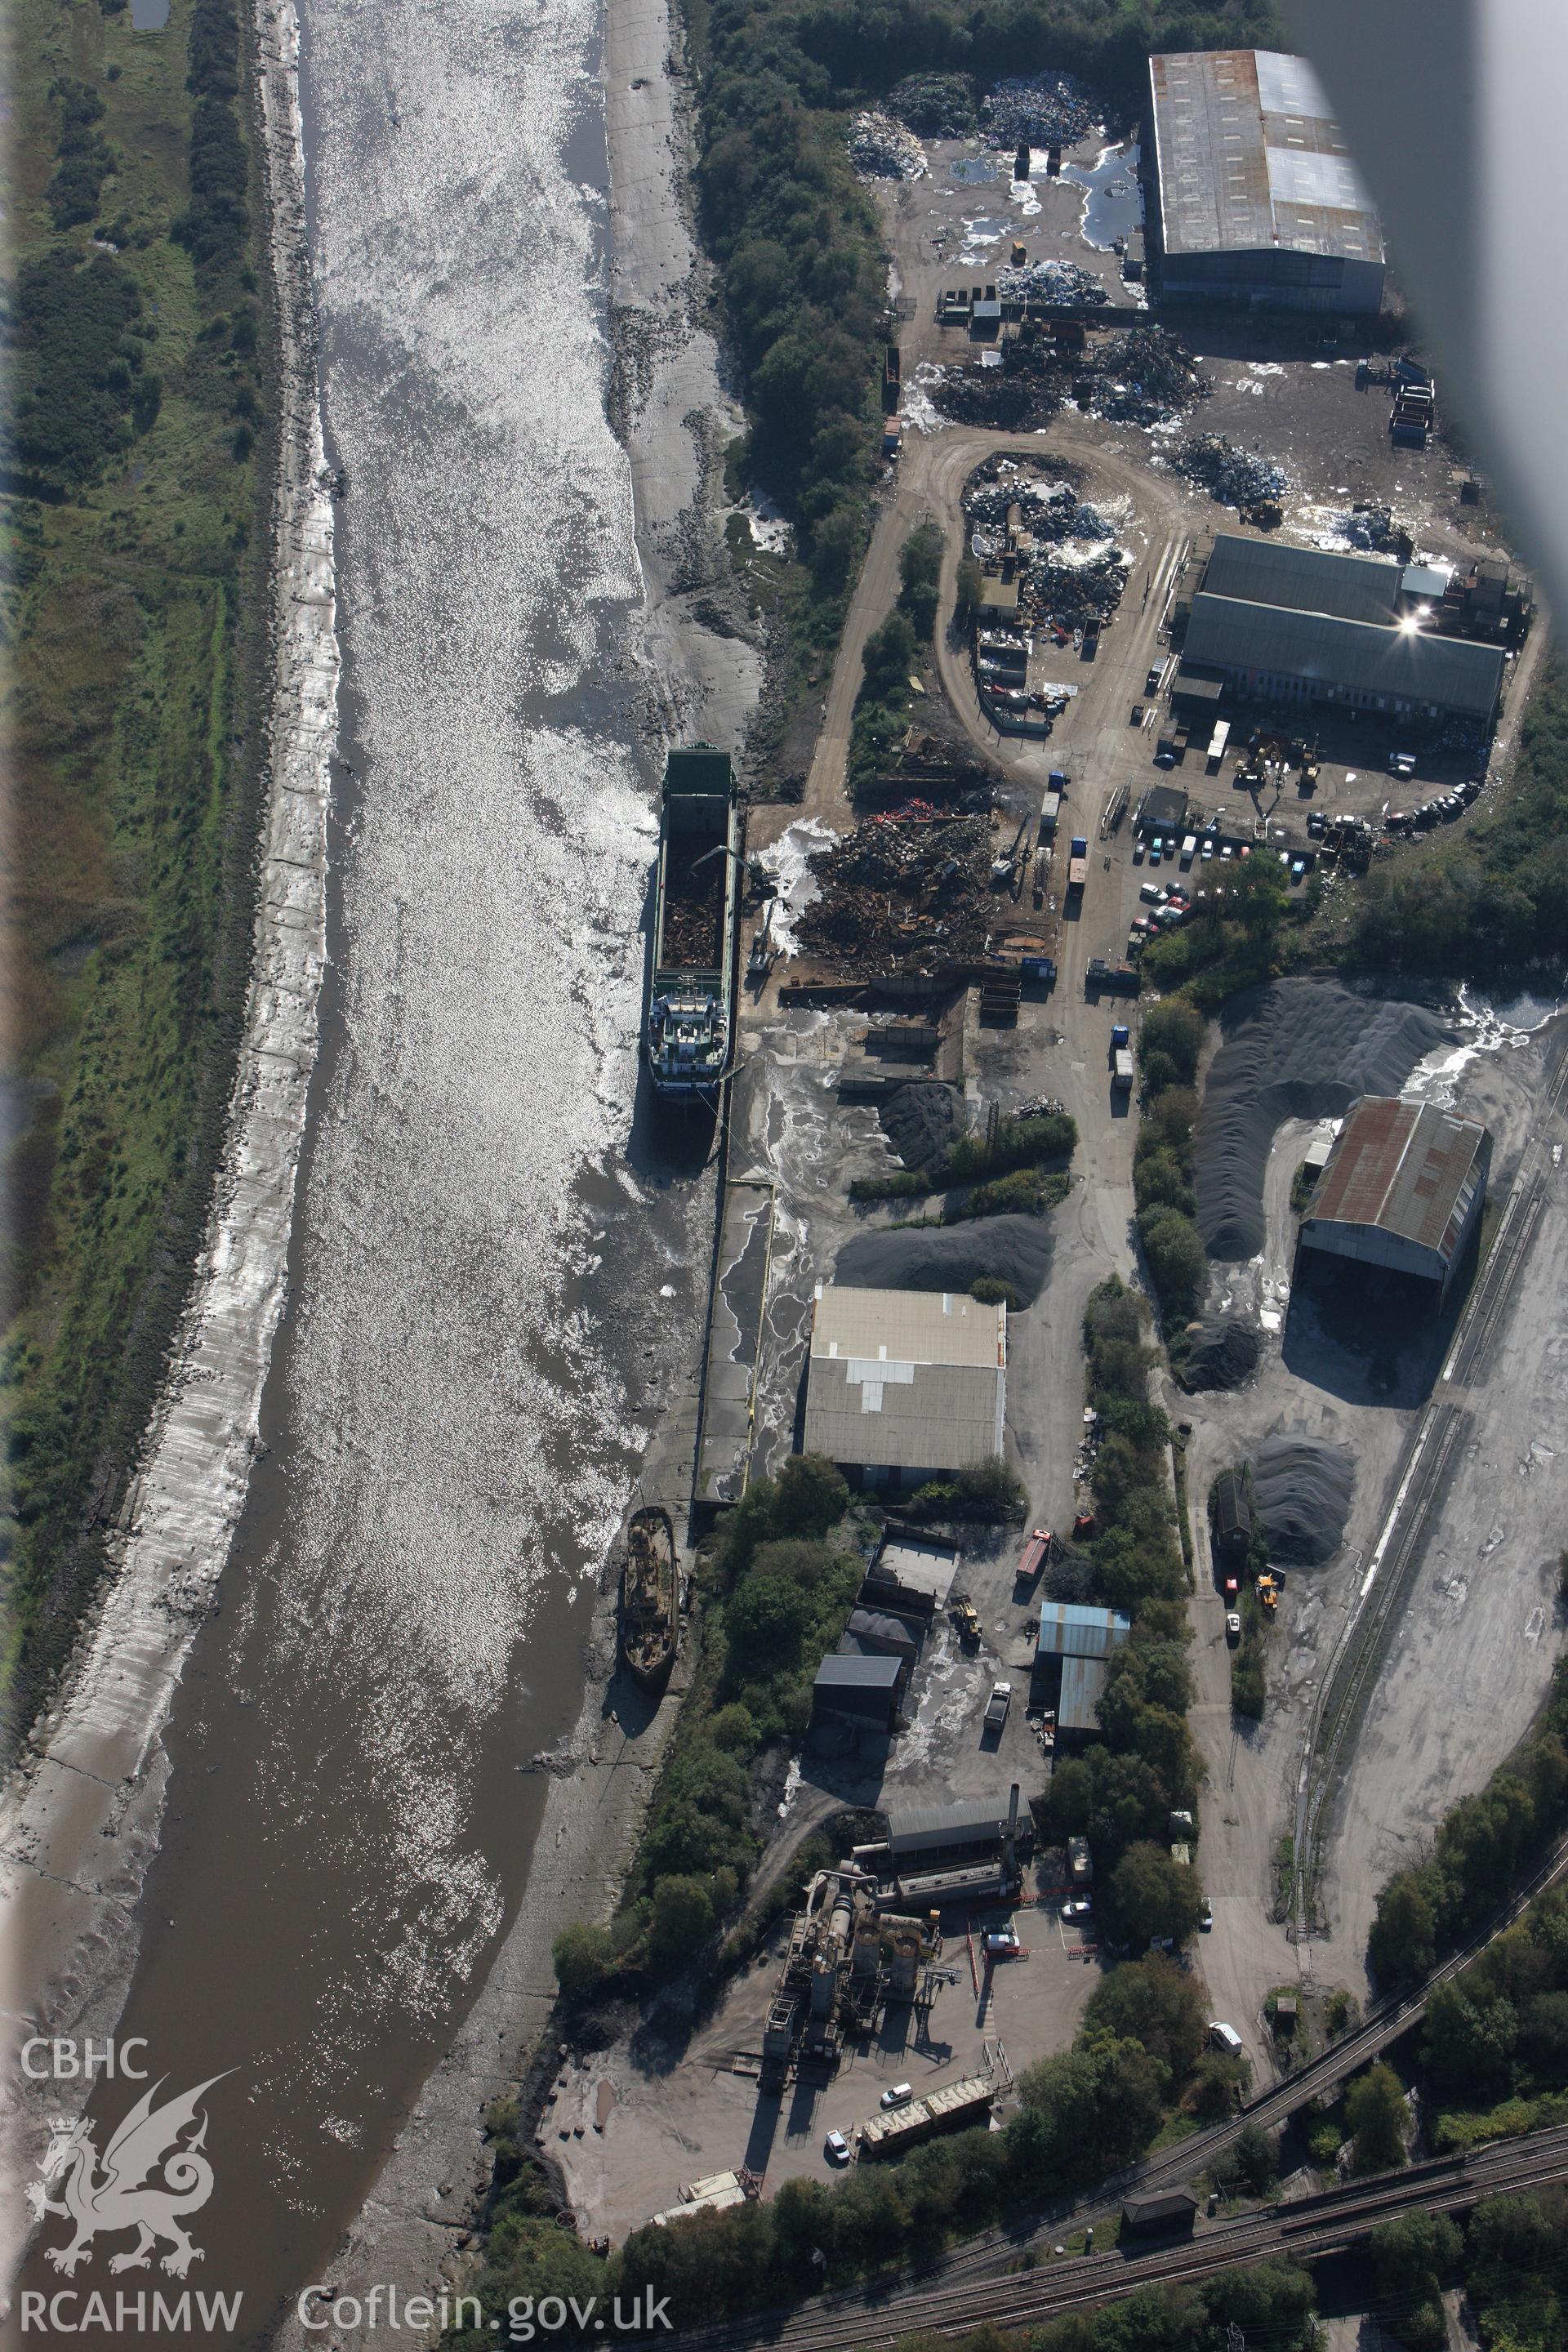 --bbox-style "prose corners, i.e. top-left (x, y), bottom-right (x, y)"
top-left (1133, 838), bottom-right (1146, 863)
top-left (1146, 666), bottom-right (1163, 694)
top-left (1153, 748), bottom-right (1178, 768)
top-left (1200, 839), bottom-right (1214, 860)
top-left (825, 2130), bottom-right (852, 2164)
top-left (1131, 703), bottom-right (1144, 726)
top-left (1291, 858), bottom-right (1307, 881)
top-left (1200, 1900), bottom-right (1214, 1932)
top-left (1149, 842), bottom-right (1163, 865)
top-left (880, 2083), bottom-right (914, 2109)
top-left (1063, 1897), bottom-right (1093, 1920)
top-left (1225, 1612), bottom-right (1242, 1644)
